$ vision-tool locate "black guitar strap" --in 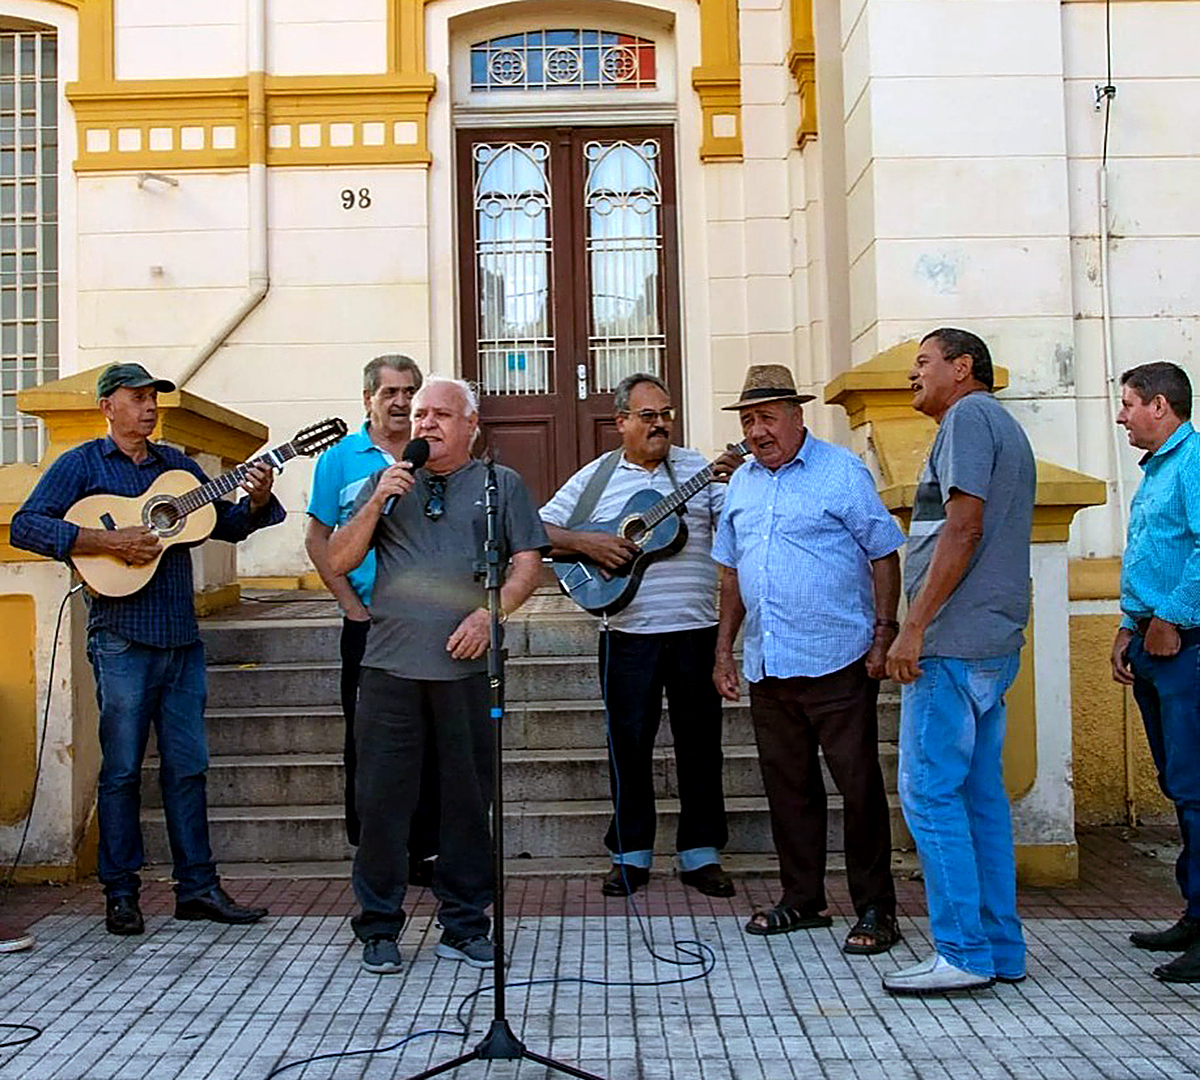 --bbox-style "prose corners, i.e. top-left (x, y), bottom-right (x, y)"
top-left (565, 450), bottom-right (622, 529)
